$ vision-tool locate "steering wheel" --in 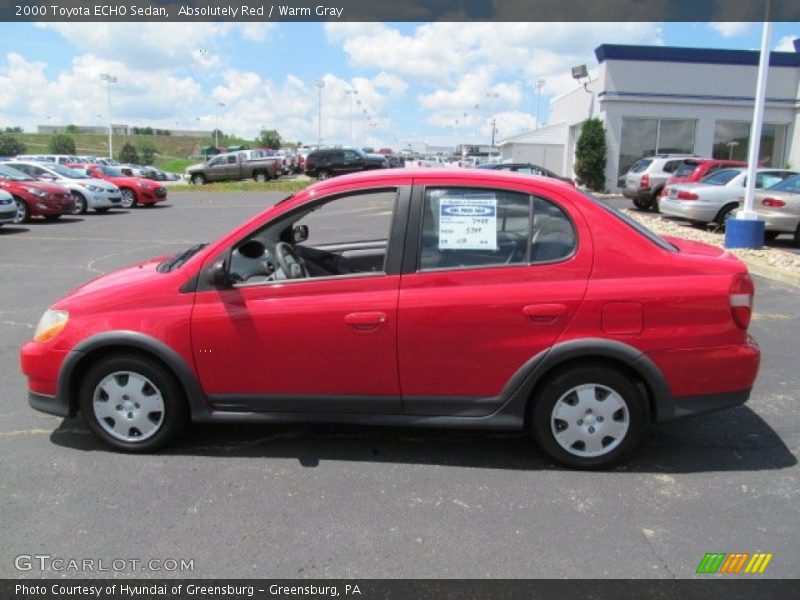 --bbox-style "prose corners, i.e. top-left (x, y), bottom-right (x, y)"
top-left (274, 242), bottom-right (309, 279)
